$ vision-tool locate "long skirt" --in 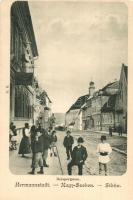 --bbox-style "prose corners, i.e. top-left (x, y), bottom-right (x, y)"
top-left (18, 136), bottom-right (31, 154)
